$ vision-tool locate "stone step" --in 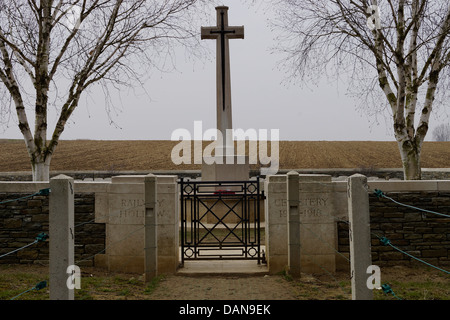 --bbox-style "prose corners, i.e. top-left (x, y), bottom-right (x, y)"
top-left (177, 260), bottom-right (269, 276)
top-left (177, 246), bottom-right (268, 275)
